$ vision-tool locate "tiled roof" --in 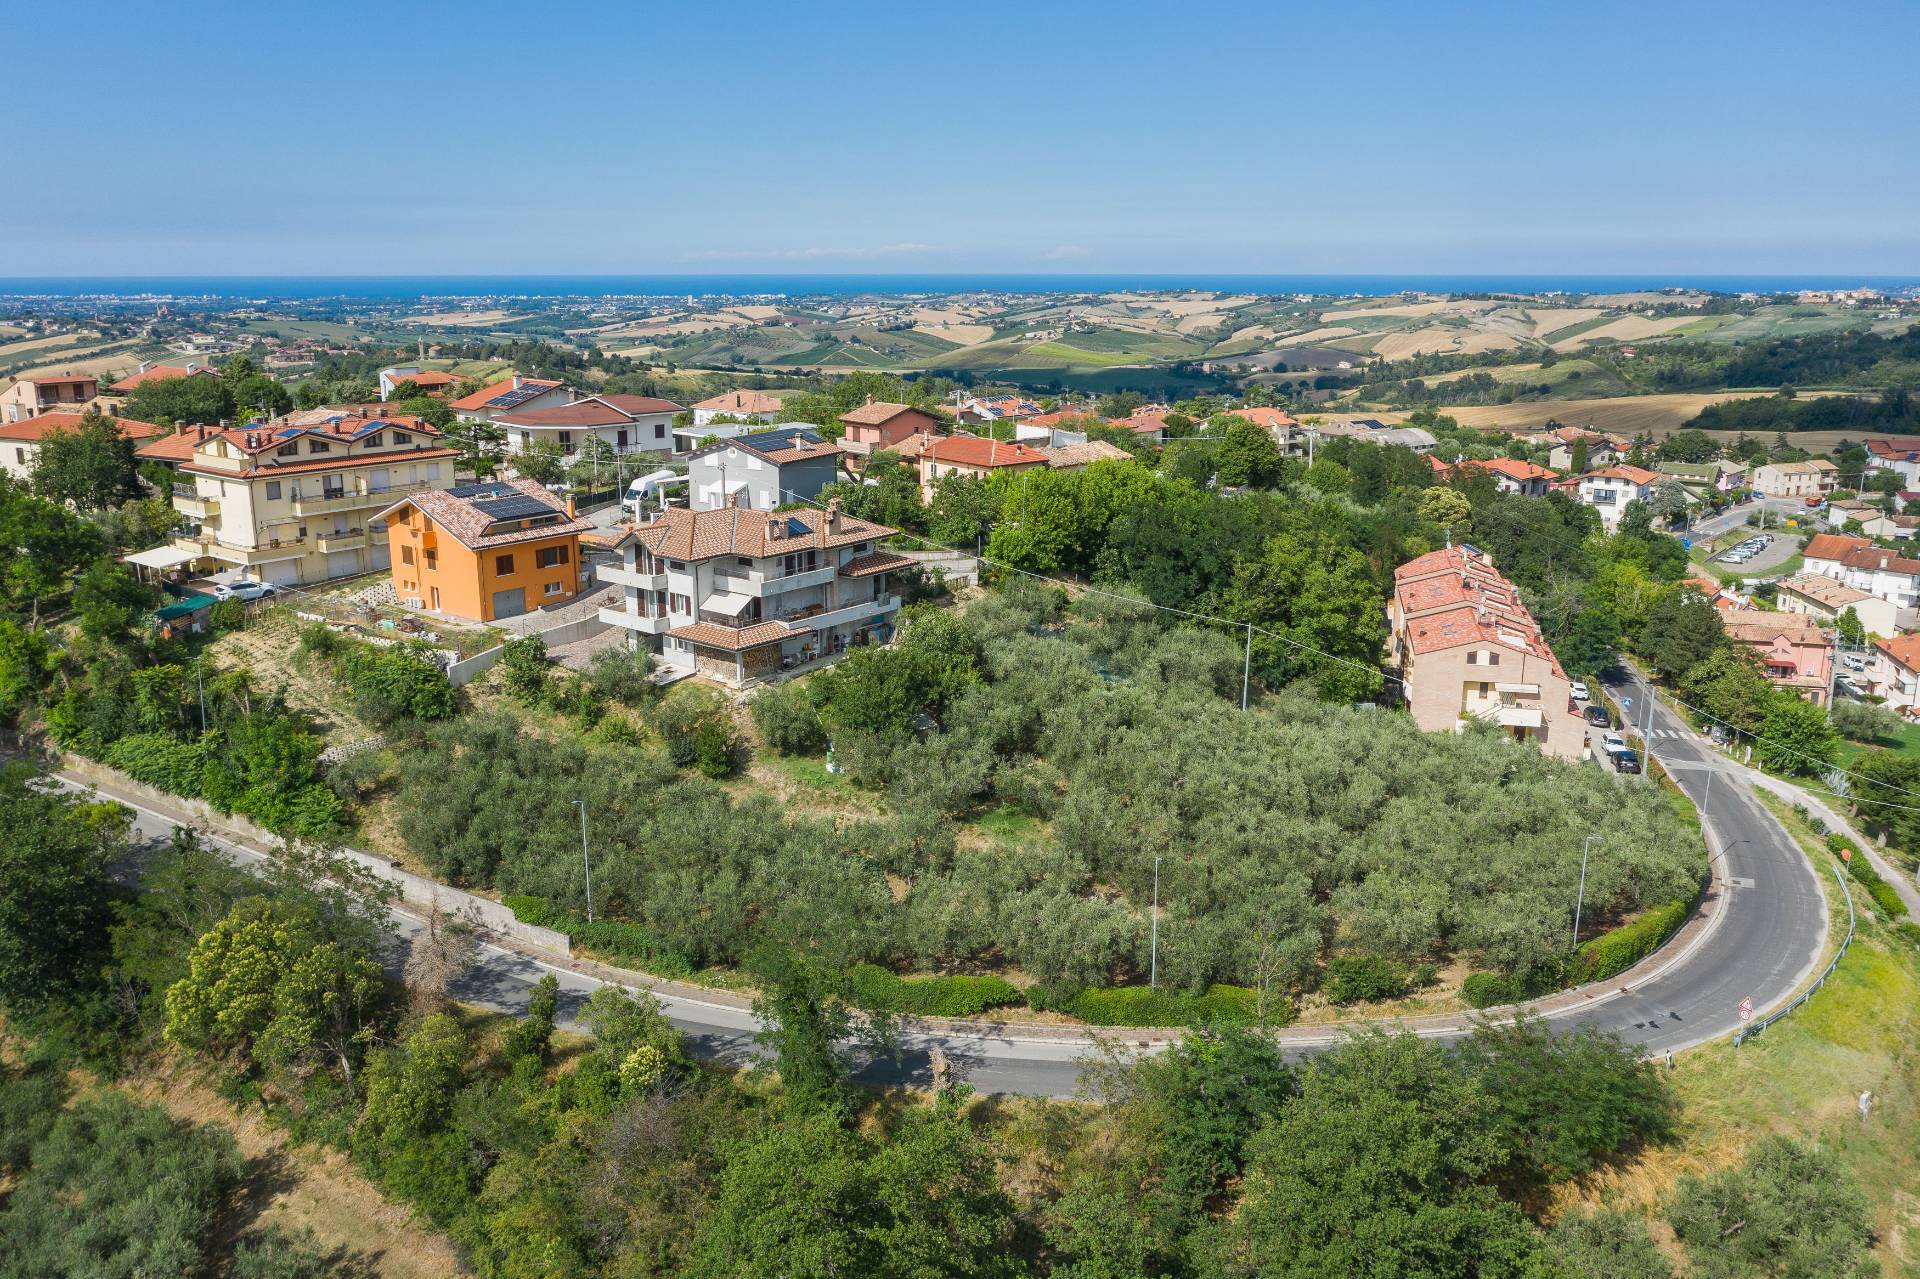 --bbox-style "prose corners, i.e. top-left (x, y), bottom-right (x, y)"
top-left (21, 374), bottom-right (96, 387)
top-left (1866, 437), bottom-right (1920, 461)
top-left (0, 411), bottom-right (162, 443)
top-left (693, 390), bottom-right (784, 414)
top-left (449, 376), bottom-right (565, 411)
top-left (839, 399), bottom-right (927, 427)
top-left (706, 425), bottom-right (844, 466)
top-left (1393, 544), bottom-right (1565, 675)
top-left (110, 364), bottom-right (212, 392)
top-left (1778, 572), bottom-right (1872, 608)
top-left (384, 478), bottom-right (590, 551)
top-left (1844, 546), bottom-right (1920, 576)
top-left (493, 394), bottom-right (682, 427)
top-left (838, 550), bottom-right (917, 578)
top-left (1475, 457), bottom-right (1558, 482)
top-left (1582, 464), bottom-right (1662, 485)
top-left (135, 428), bottom-right (202, 463)
top-left (669, 619), bottom-right (811, 651)
top-left (389, 370), bottom-right (459, 388)
top-left (617, 500), bottom-right (895, 562)
top-left (1719, 611), bottom-right (1829, 645)
top-left (1803, 533), bottom-right (1871, 562)
top-left (920, 436), bottom-right (1049, 469)
top-left (1045, 440), bottom-right (1134, 468)
top-left (1227, 406), bottom-right (1300, 429)
top-left (1876, 632), bottom-right (1920, 673)
top-left (1022, 410), bottom-right (1107, 430)
top-left (199, 409), bottom-right (440, 456)
top-left (1127, 414), bottom-right (1171, 435)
